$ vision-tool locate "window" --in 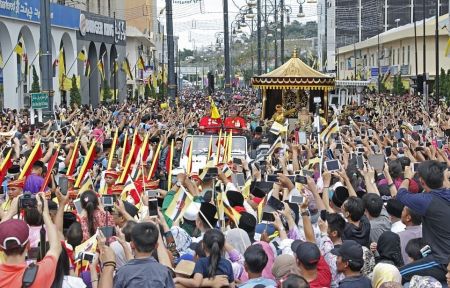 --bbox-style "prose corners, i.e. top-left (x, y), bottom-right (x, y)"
top-left (408, 45), bottom-right (410, 65)
top-left (402, 47), bottom-right (405, 64)
top-left (392, 48), bottom-right (395, 65)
